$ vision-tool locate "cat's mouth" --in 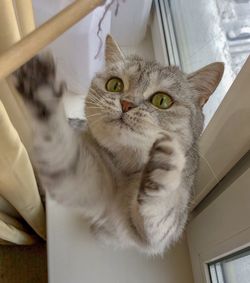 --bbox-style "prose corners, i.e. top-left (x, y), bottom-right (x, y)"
top-left (120, 116), bottom-right (135, 131)
top-left (108, 114), bottom-right (135, 132)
